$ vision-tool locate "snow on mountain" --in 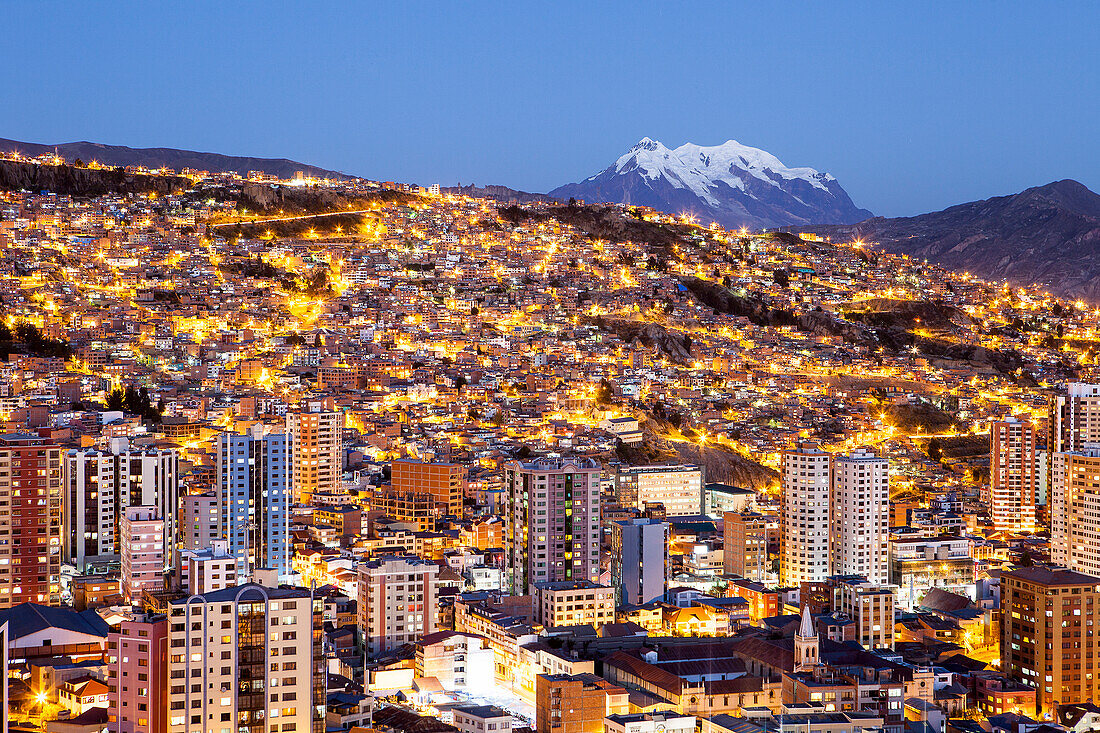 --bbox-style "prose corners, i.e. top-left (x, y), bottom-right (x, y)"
top-left (550, 138), bottom-right (872, 230)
